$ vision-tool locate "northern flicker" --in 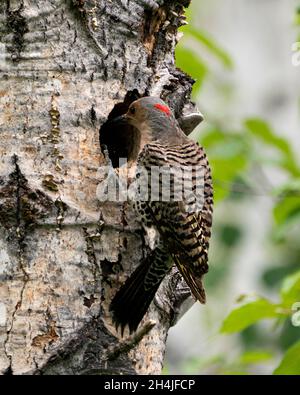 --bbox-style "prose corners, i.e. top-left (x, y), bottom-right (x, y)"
top-left (109, 97), bottom-right (213, 334)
